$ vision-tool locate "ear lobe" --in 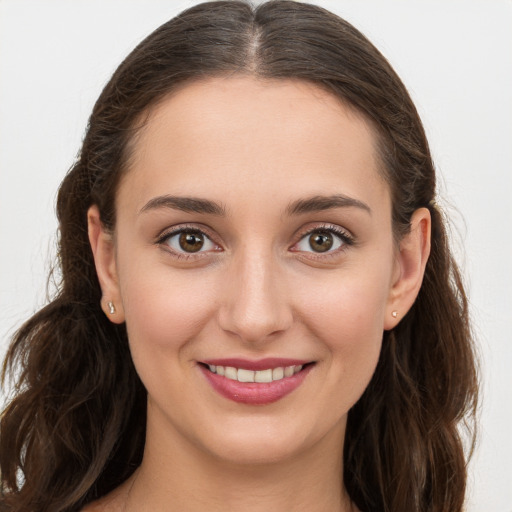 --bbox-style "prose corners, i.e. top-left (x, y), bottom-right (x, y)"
top-left (87, 205), bottom-right (125, 324)
top-left (384, 207), bottom-right (431, 330)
